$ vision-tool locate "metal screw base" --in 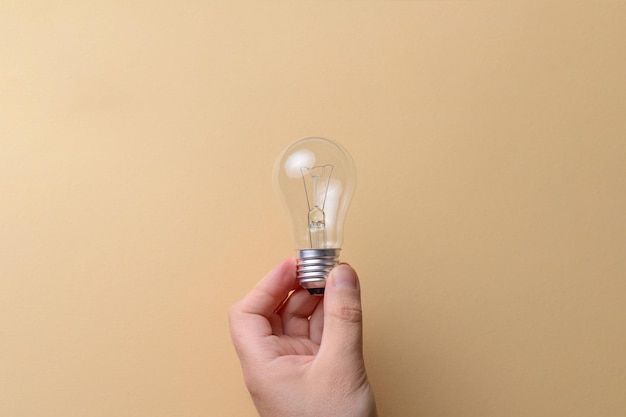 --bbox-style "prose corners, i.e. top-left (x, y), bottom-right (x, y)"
top-left (296, 248), bottom-right (340, 296)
